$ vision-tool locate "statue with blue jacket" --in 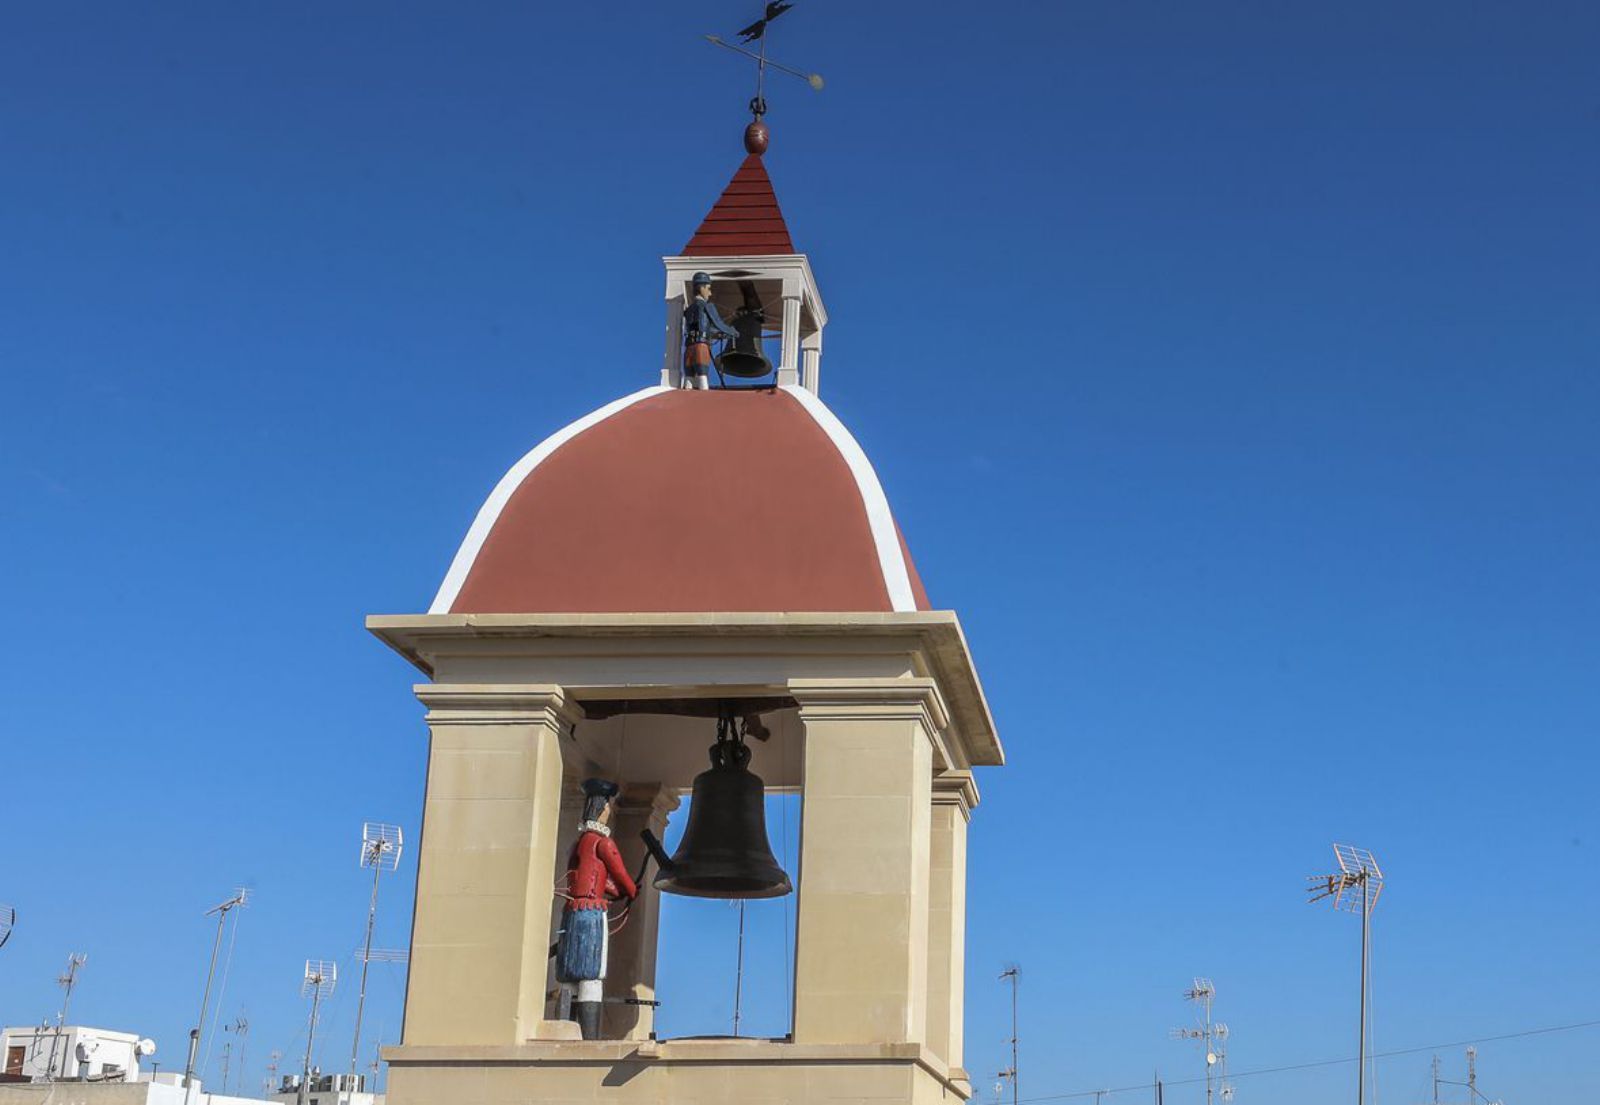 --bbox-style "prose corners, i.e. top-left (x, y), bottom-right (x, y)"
top-left (682, 272), bottom-right (738, 389)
